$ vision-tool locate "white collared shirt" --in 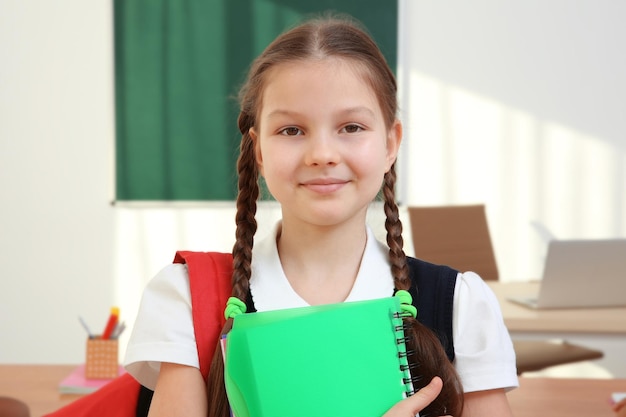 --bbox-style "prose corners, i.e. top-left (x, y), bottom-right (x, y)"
top-left (249, 223), bottom-right (395, 311)
top-left (124, 223), bottom-right (518, 393)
